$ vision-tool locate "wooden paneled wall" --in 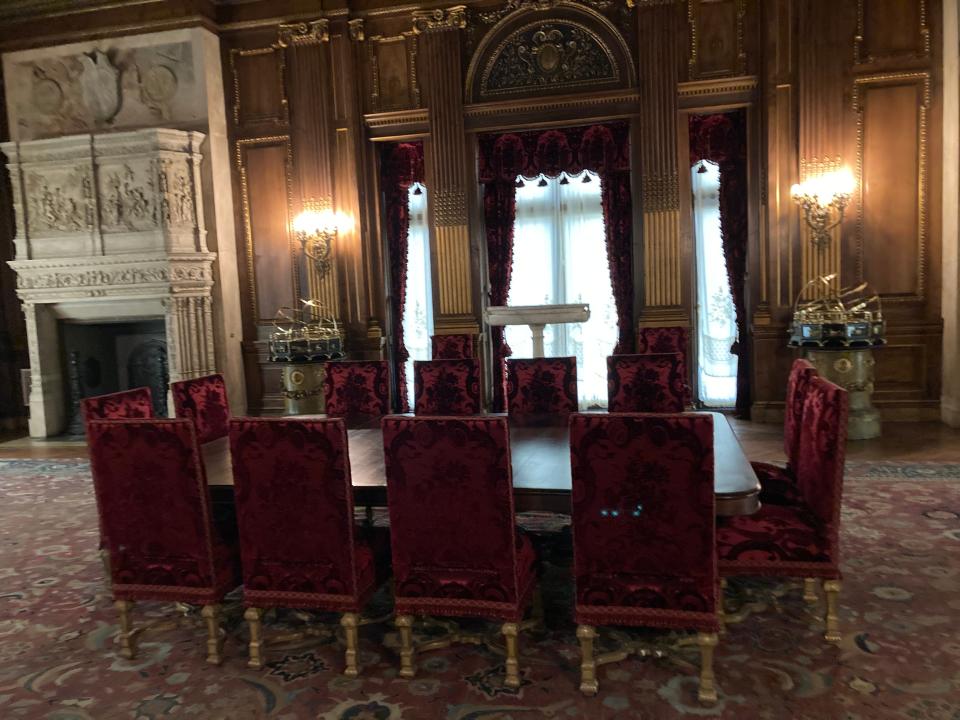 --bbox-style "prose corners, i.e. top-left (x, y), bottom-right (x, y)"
top-left (0, 0), bottom-right (946, 421)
